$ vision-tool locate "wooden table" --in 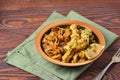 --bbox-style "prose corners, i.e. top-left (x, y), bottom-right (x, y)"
top-left (0, 0), bottom-right (120, 80)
